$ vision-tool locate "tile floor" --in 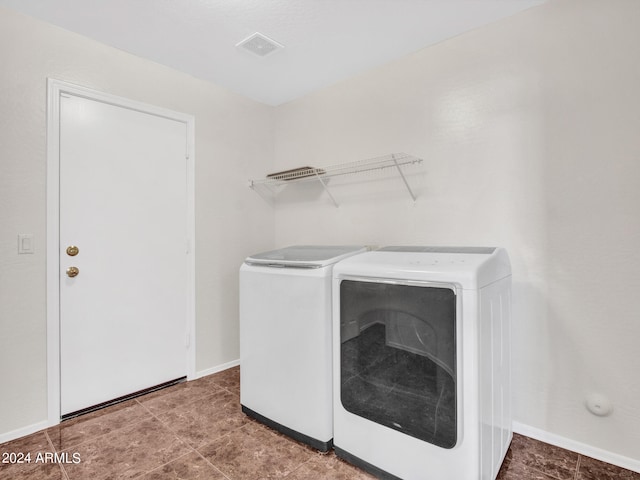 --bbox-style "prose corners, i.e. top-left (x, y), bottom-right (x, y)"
top-left (1, 366), bottom-right (639, 480)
